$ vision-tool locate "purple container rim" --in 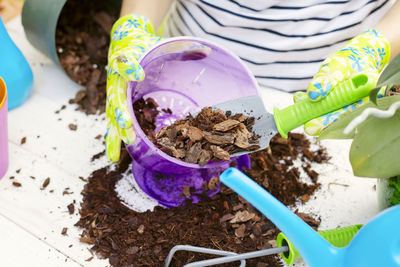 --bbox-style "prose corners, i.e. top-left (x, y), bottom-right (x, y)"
top-left (127, 36), bottom-right (261, 169)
